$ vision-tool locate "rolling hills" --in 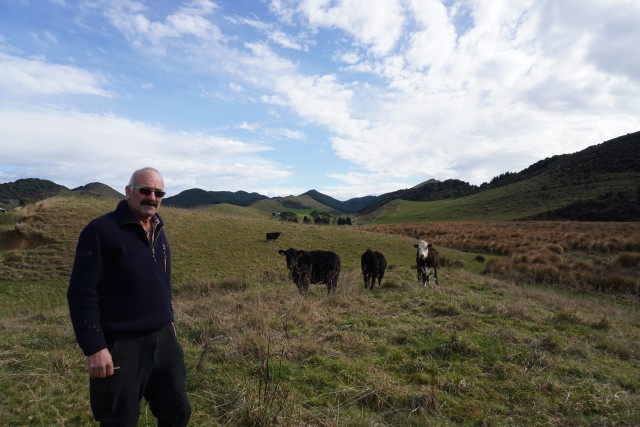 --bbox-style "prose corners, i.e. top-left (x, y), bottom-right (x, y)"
top-left (0, 130), bottom-right (638, 221)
